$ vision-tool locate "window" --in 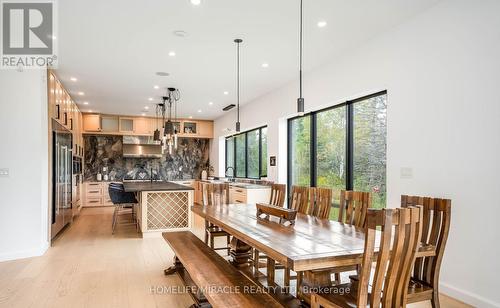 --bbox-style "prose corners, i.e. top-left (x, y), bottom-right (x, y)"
top-left (287, 91), bottom-right (387, 219)
top-left (225, 126), bottom-right (268, 179)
